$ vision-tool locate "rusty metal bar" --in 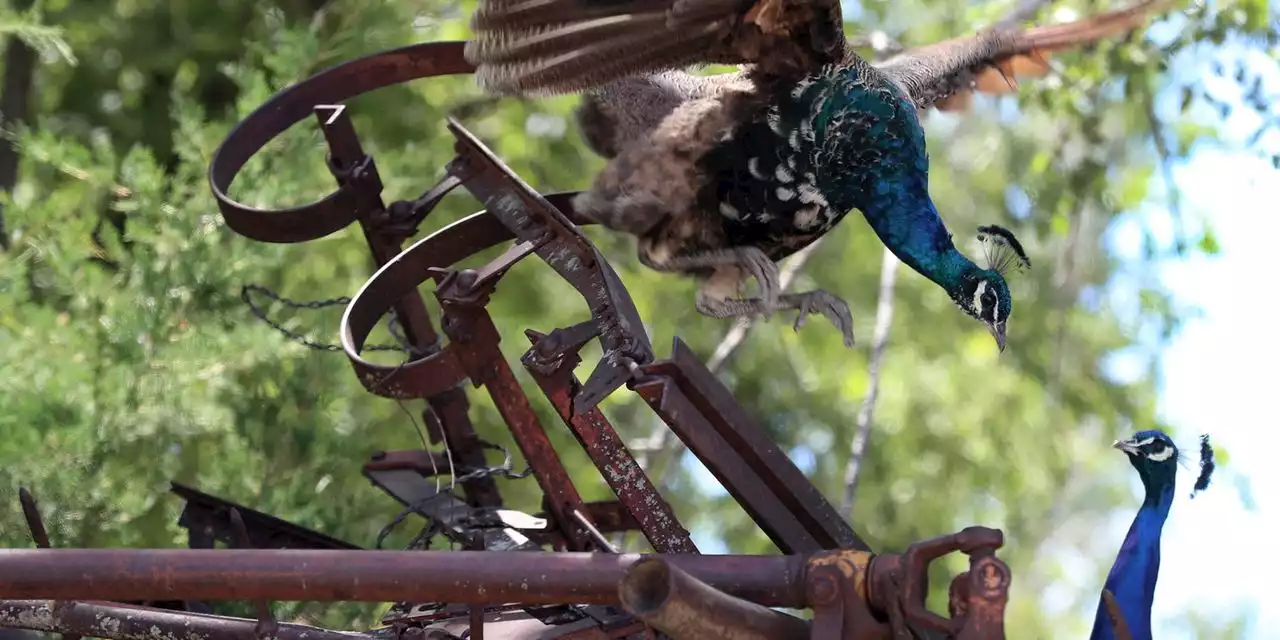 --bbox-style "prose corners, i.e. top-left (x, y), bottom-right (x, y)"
top-left (16, 488), bottom-right (84, 640)
top-left (522, 329), bottom-right (697, 555)
top-left (227, 509), bottom-right (280, 638)
top-left (427, 264), bottom-right (599, 552)
top-left (0, 550), bottom-right (808, 607)
top-left (0, 600), bottom-right (368, 640)
top-left (643, 339), bottom-right (868, 552)
top-left (618, 558), bottom-right (810, 640)
top-left (631, 374), bottom-right (823, 554)
top-left (441, 119), bottom-right (652, 413)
